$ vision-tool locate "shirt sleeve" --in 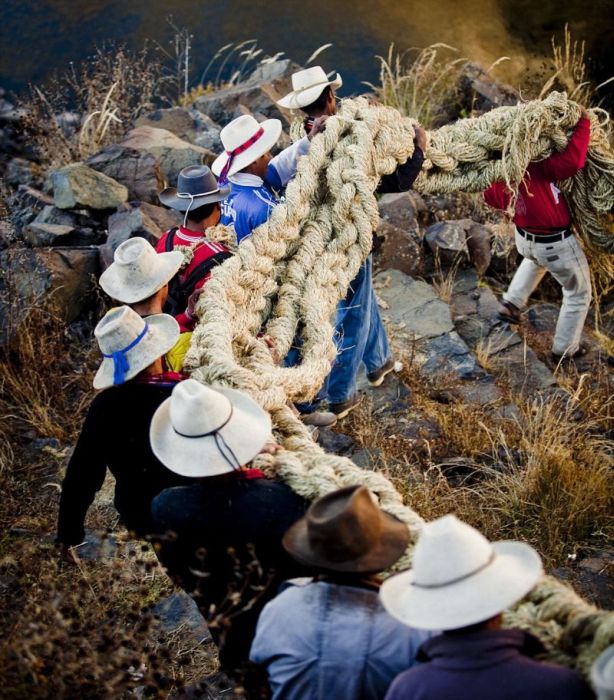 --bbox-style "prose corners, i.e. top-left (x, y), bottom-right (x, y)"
top-left (379, 146), bottom-right (425, 194)
top-left (266, 136), bottom-right (310, 190)
top-left (56, 395), bottom-right (109, 546)
top-left (539, 117), bottom-right (591, 181)
top-left (483, 181), bottom-right (512, 210)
